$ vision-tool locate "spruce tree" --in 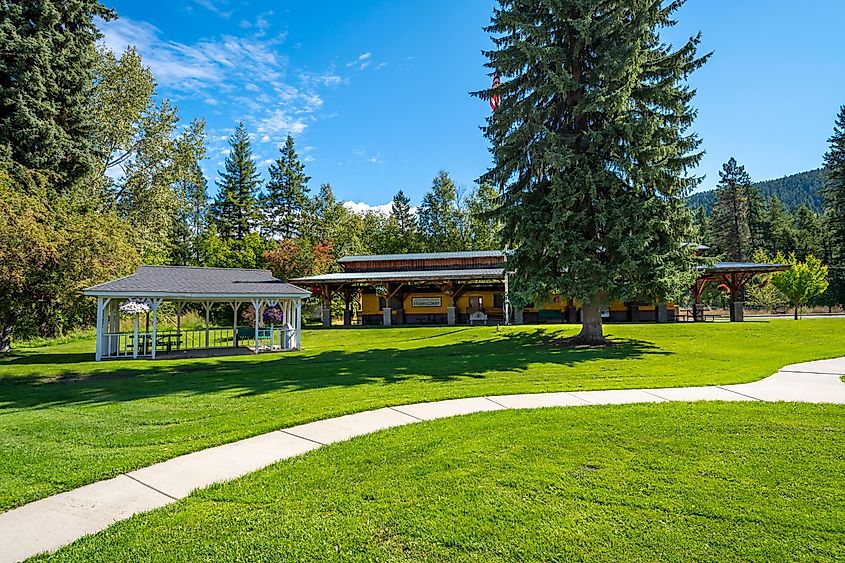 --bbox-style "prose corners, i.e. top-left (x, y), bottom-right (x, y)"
top-left (711, 157), bottom-right (754, 261)
top-left (476, 0), bottom-right (708, 344)
top-left (0, 0), bottom-right (114, 189)
top-left (418, 170), bottom-right (463, 251)
top-left (211, 122), bottom-right (262, 242)
top-left (822, 105), bottom-right (845, 307)
top-left (263, 134), bottom-right (310, 240)
top-left (388, 189), bottom-right (418, 253)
